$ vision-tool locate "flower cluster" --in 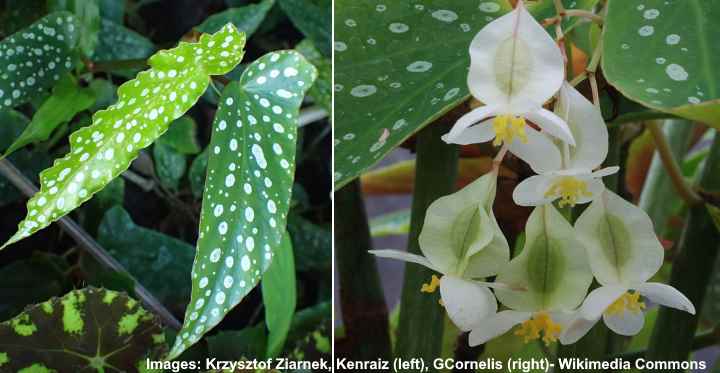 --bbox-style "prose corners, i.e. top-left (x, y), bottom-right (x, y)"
top-left (371, 1), bottom-right (694, 347)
